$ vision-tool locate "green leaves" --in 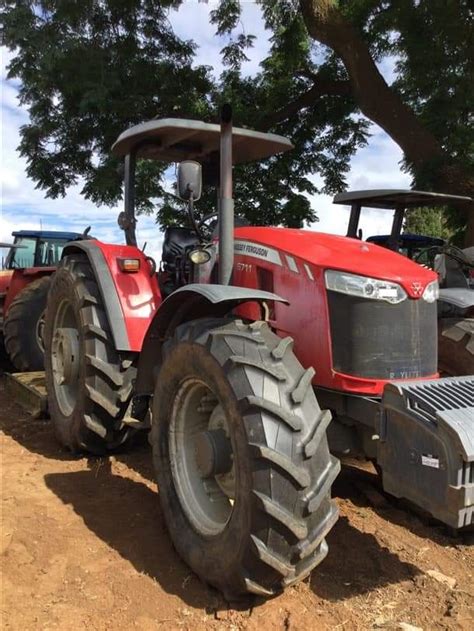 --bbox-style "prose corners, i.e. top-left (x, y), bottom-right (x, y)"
top-left (2, 0), bottom-right (214, 220)
top-left (4, 0), bottom-right (469, 239)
